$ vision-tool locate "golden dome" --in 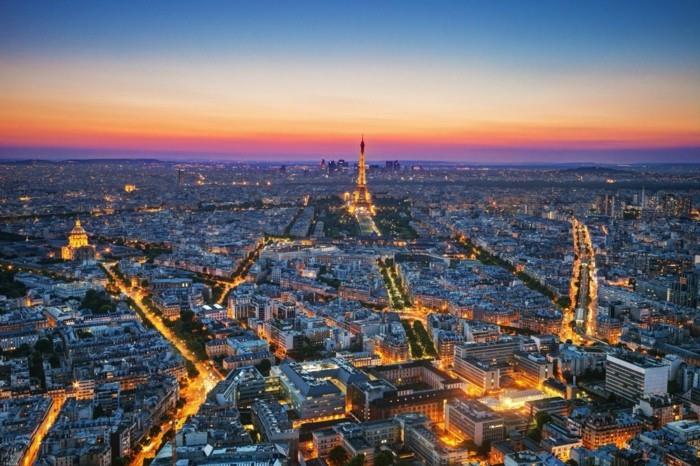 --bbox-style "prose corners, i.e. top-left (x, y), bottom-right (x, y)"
top-left (68, 219), bottom-right (89, 248)
top-left (70, 219), bottom-right (86, 235)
